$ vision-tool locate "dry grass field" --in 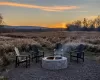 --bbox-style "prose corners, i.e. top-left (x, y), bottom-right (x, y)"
top-left (0, 31), bottom-right (100, 69)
